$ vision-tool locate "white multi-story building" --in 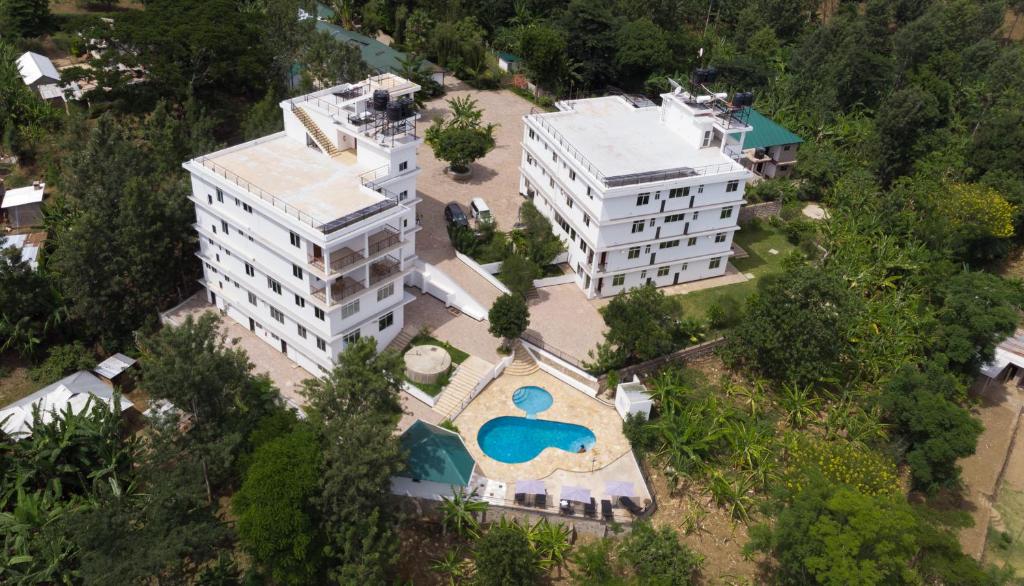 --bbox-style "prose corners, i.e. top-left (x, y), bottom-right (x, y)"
top-left (519, 86), bottom-right (753, 299)
top-left (183, 74), bottom-right (422, 374)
